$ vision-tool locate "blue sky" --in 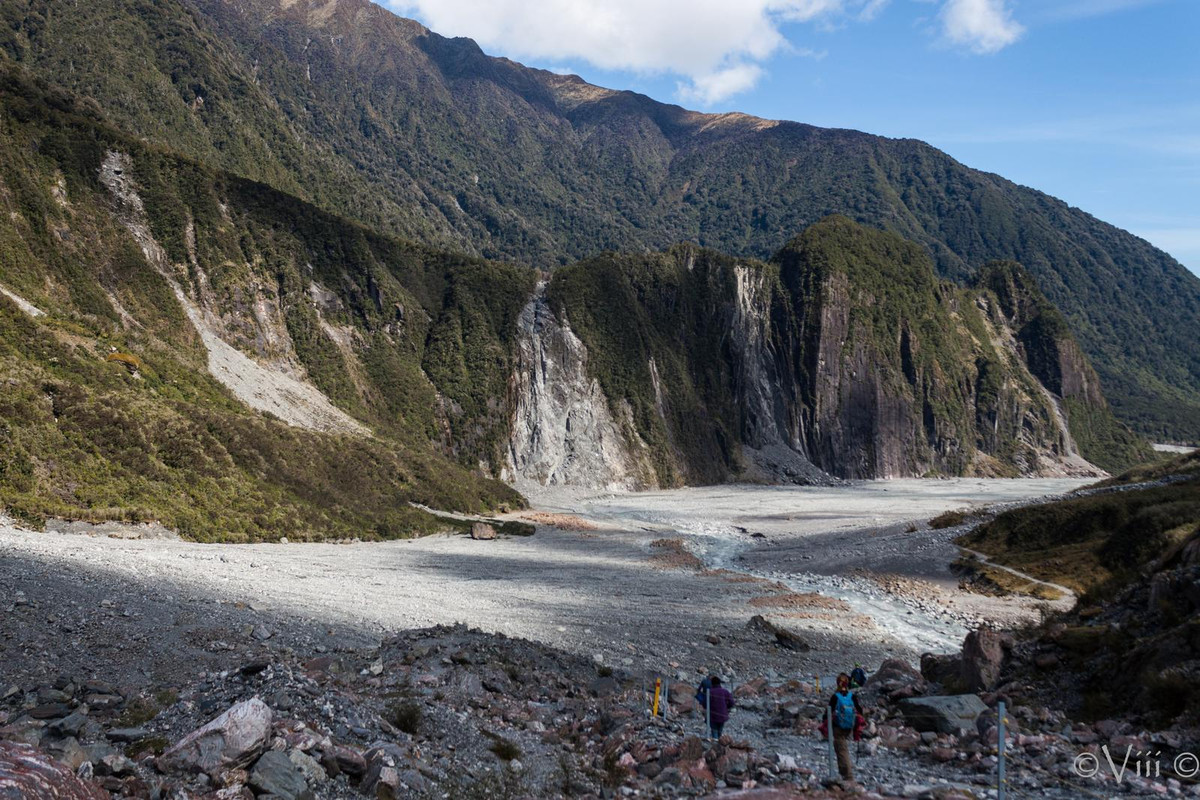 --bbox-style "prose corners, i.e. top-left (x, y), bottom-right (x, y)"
top-left (393, 0), bottom-right (1199, 275)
